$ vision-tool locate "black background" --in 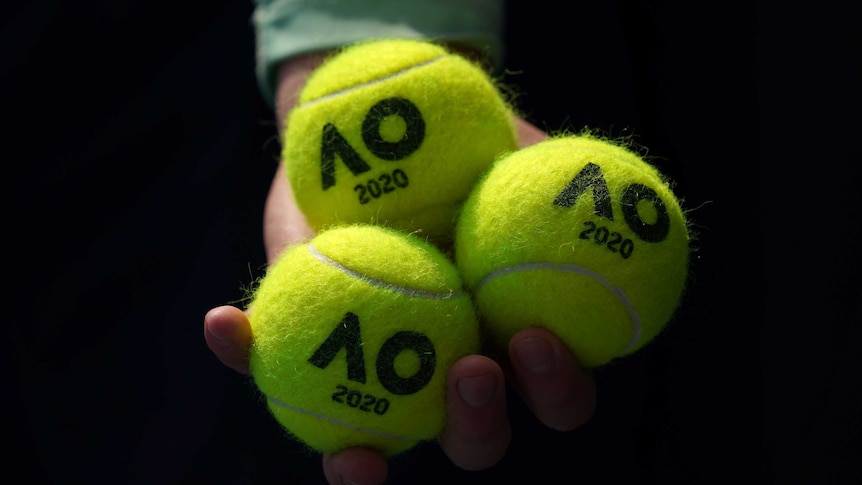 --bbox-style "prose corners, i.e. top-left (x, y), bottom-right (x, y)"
top-left (7, 1), bottom-right (861, 483)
